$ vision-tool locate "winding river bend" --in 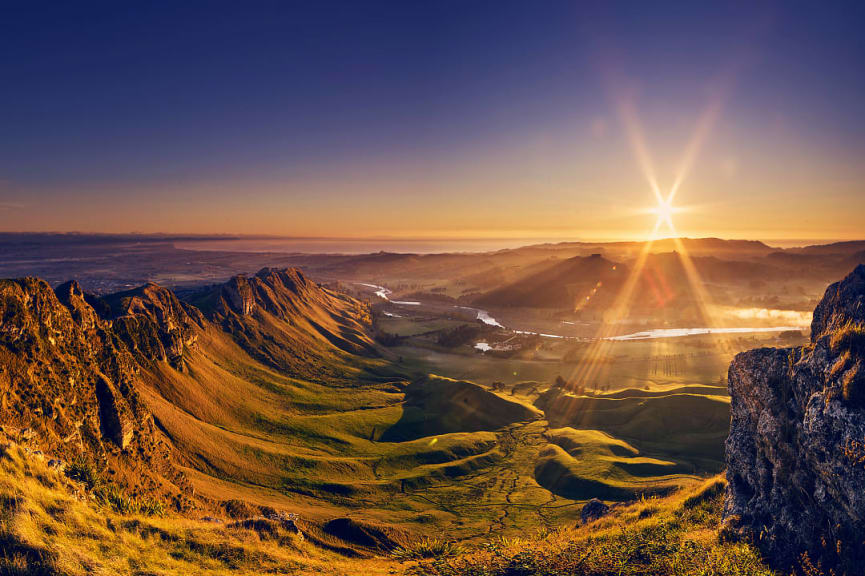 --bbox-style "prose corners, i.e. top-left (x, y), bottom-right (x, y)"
top-left (356, 283), bottom-right (806, 342)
